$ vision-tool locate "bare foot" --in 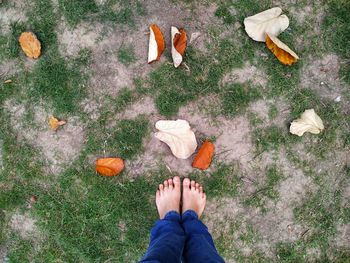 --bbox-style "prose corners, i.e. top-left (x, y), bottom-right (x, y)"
top-left (156, 176), bottom-right (181, 219)
top-left (182, 178), bottom-right (206, 218)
